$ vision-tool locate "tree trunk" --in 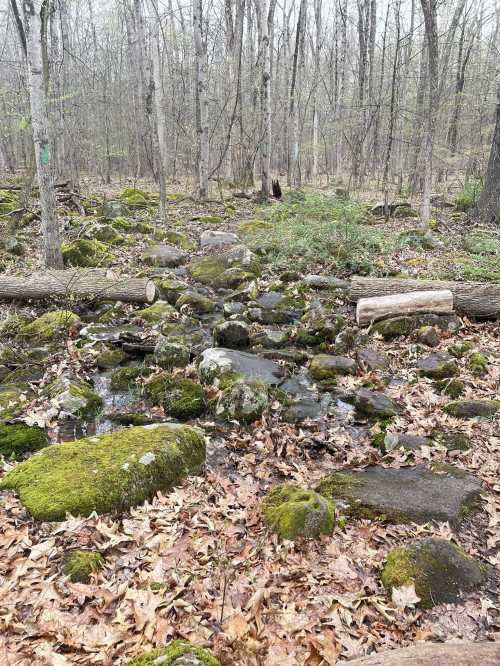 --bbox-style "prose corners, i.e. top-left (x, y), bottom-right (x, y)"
top-left (150, 0), bottom-right (168, 221)
top-left (349, 277), bottom-right (500, 318)
top-left (345, 642), bottom-right (500, 666)
top-left (193, 0), bottom-right (209, 199)
top-left (356, 289), bottom-right (453, 325)
top-left (475, 81), bottom-right (500, 222)
top-left (22, 0), bottom-right (63, 268)
top-left (0, 270), bottom-right (156, 304)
